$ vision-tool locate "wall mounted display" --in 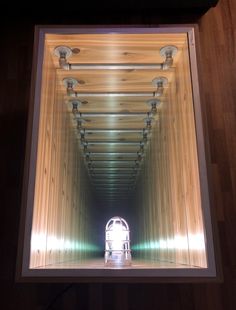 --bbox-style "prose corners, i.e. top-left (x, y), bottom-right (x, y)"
top-left (17, 26), bottom-right (218, 281)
